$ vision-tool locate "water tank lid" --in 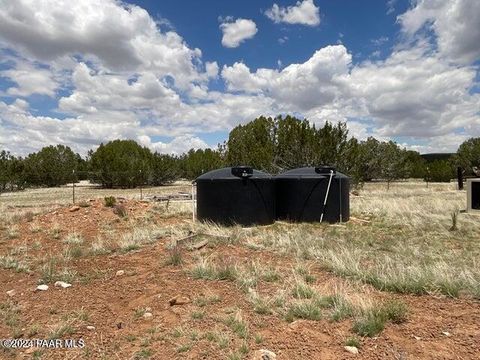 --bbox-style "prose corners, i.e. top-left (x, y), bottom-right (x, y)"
top-left (315, 166), bottom-right (336, 174)
top-left (196, 167), bottom-right (271, 180)
top-left (276, 166), bottom-right (349, 179)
